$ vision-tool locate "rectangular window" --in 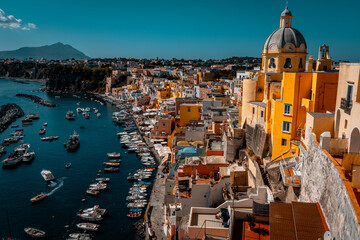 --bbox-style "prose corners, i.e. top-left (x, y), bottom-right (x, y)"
top-left (252, 107), bottom-right (255, 115)
top-left (284, 104), bottom-right (291, 115)
top-left (345, 120), bottom-right (348, 129)
top-left (346, 83), bottom-right (354, 101)
top-left (261, 111), bottom-right (264, 118)
top-left (281, 139), bottom-right (287, 146)
top-left (162, 123), bottom-right (166, 128)
top-left (187, 107), bottom-right (191, 112)
top-left (282, 121), bottom-right (291, 133)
